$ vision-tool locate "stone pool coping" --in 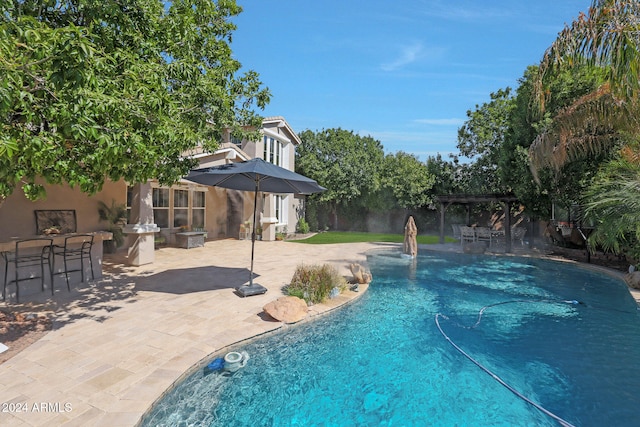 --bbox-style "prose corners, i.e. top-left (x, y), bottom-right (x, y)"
top-left (136, 283), bottom-right (371, 425)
